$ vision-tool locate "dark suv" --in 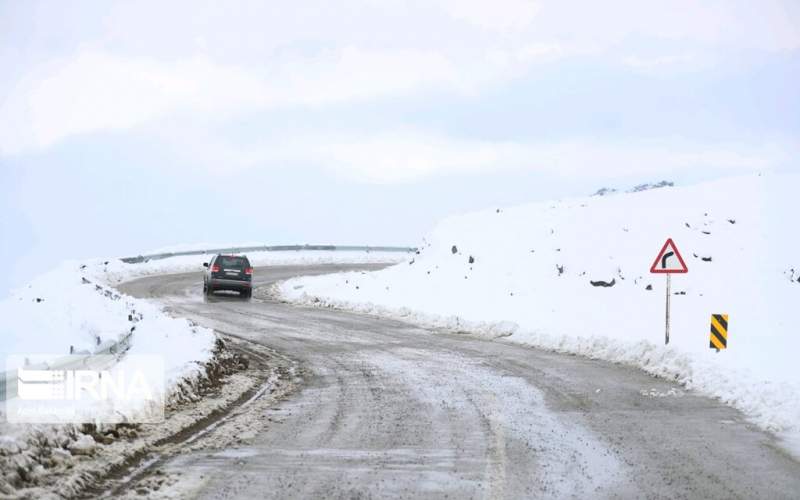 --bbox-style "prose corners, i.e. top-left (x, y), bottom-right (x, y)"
top-left (203, 254), bottom-right (253, 298)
